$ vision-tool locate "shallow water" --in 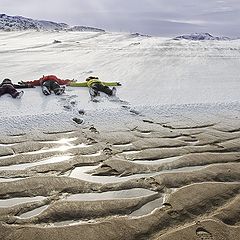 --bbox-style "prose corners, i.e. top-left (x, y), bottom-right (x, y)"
top-left (46, 219), bottom-right (90, 227)
top-left (120, 150), bottom-right (141, 155)
top-left (130, 197), bottom-right (164, 217)
top-left (19, 205), bottom-right (49, 218)
top-left (137, 132), bottom-right (152, 135)
top-left (69, 165), bottom-right (205, 183)
top-left (69, 165), bottom-right (160, 183)
top-left (39, 137), bottom-right (78, 145)
top-left (24, 143), bottom-right (88, 155)
top-left (0, 143), bottom-right (15, 146)
top-left (0, 196), bottom-right (46, 208)
top-left (113, 143), bottom-right (133, 147)
top-left (0, 155), bottom-right (72, 171)
top-left (134, 156), bottom-right (181, 164)
top-left (65, 188), bottom-right (157, 201)
top-left (0, 177), bottom-right (27, 182)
